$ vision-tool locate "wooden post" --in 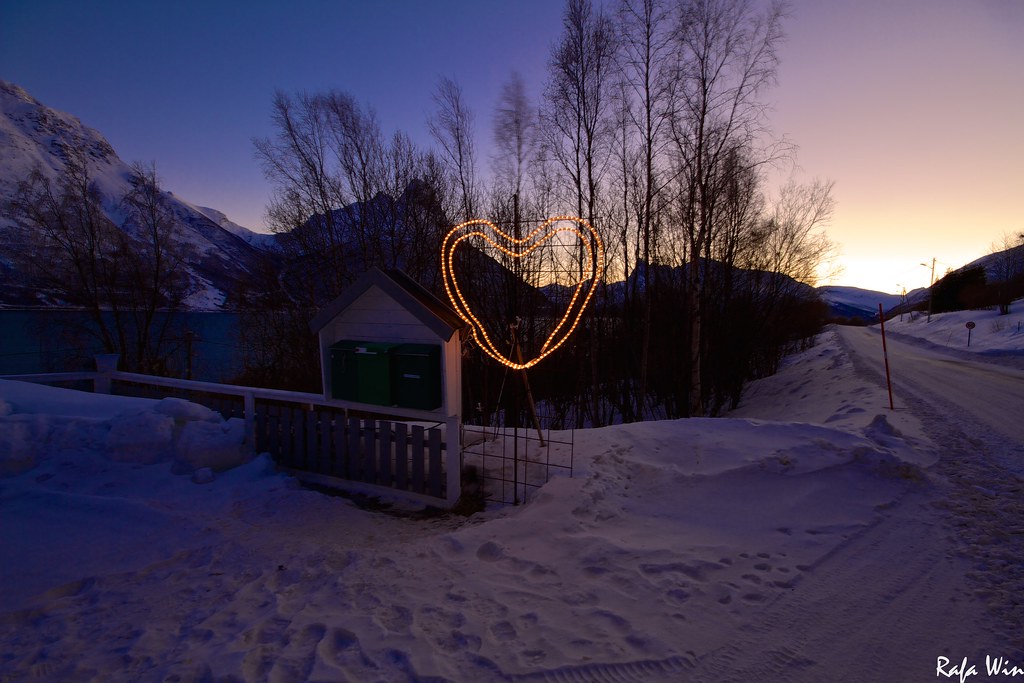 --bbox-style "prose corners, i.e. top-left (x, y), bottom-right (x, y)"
top-left (512, 331), bottom-right (545, 446)
top-left (925, 257), bottom-right (935, 323)
top-left (395, 422), bottom-right (409, 490)
top-left (243, 392), bottom-right (256, 455)
top-left (428, 428), bottom-right (443, 498)
top-left (411, 425), bottom-right (425, 493)
top-left (878, 304), bottom-right (895, 410)
top-left (94, 354), bottom-right (119, 394)
top-left (184, 330), bottom-right (196, 380)
top-left (445, 414), bottom-right (461, 506)
top-left (378, 421), bottom-right (393, 486)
